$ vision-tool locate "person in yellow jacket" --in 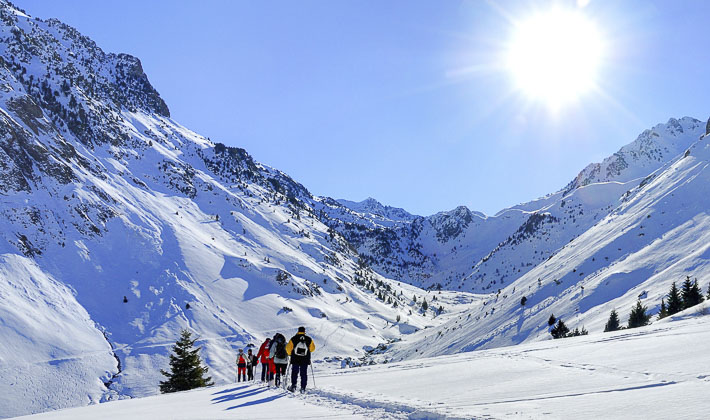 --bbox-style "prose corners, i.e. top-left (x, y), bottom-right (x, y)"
top-left (286, 326), bottom-right (315, 393)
